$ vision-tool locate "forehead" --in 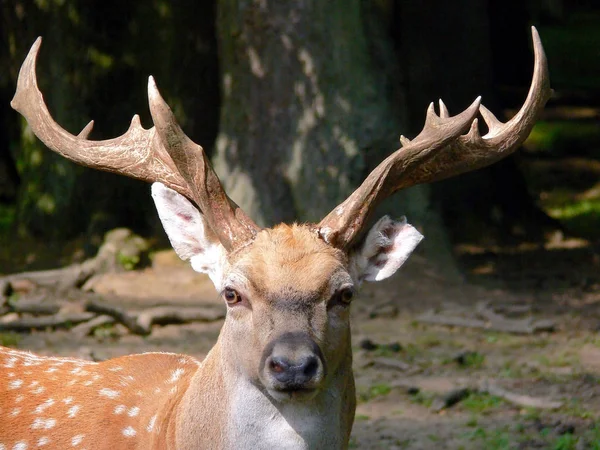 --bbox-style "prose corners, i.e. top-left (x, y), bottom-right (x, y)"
top-left (230, 224), bottom-right (347, 297)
